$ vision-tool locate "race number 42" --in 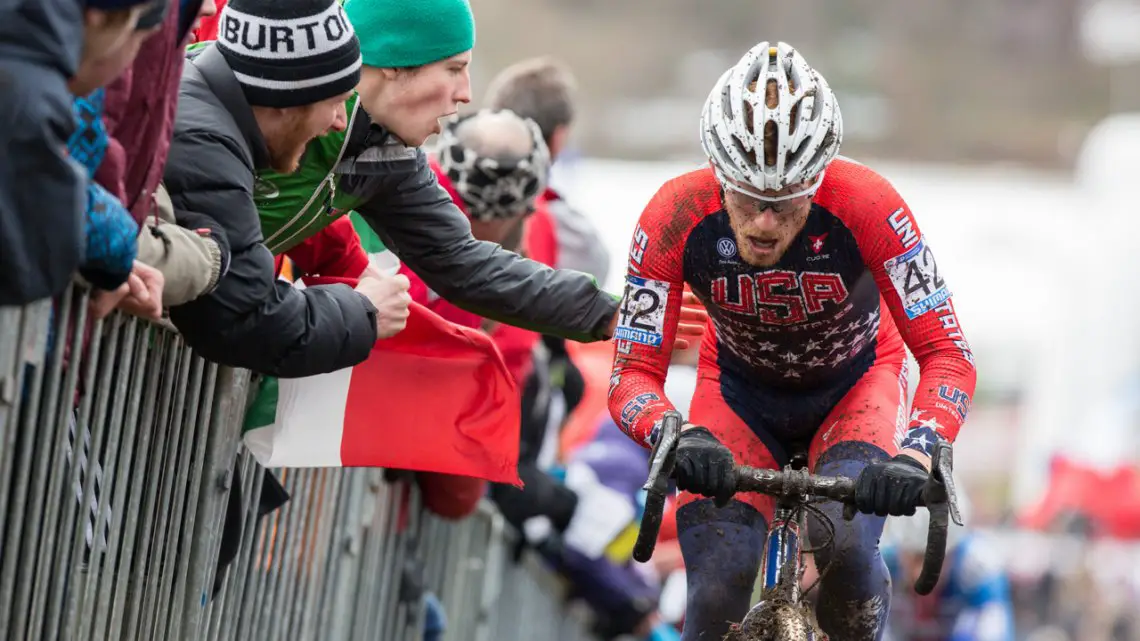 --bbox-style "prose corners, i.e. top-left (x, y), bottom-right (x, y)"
top-left (614, 276), bottom-right (671, 347)
top-left (884, 239), bottom-right (951, 319)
